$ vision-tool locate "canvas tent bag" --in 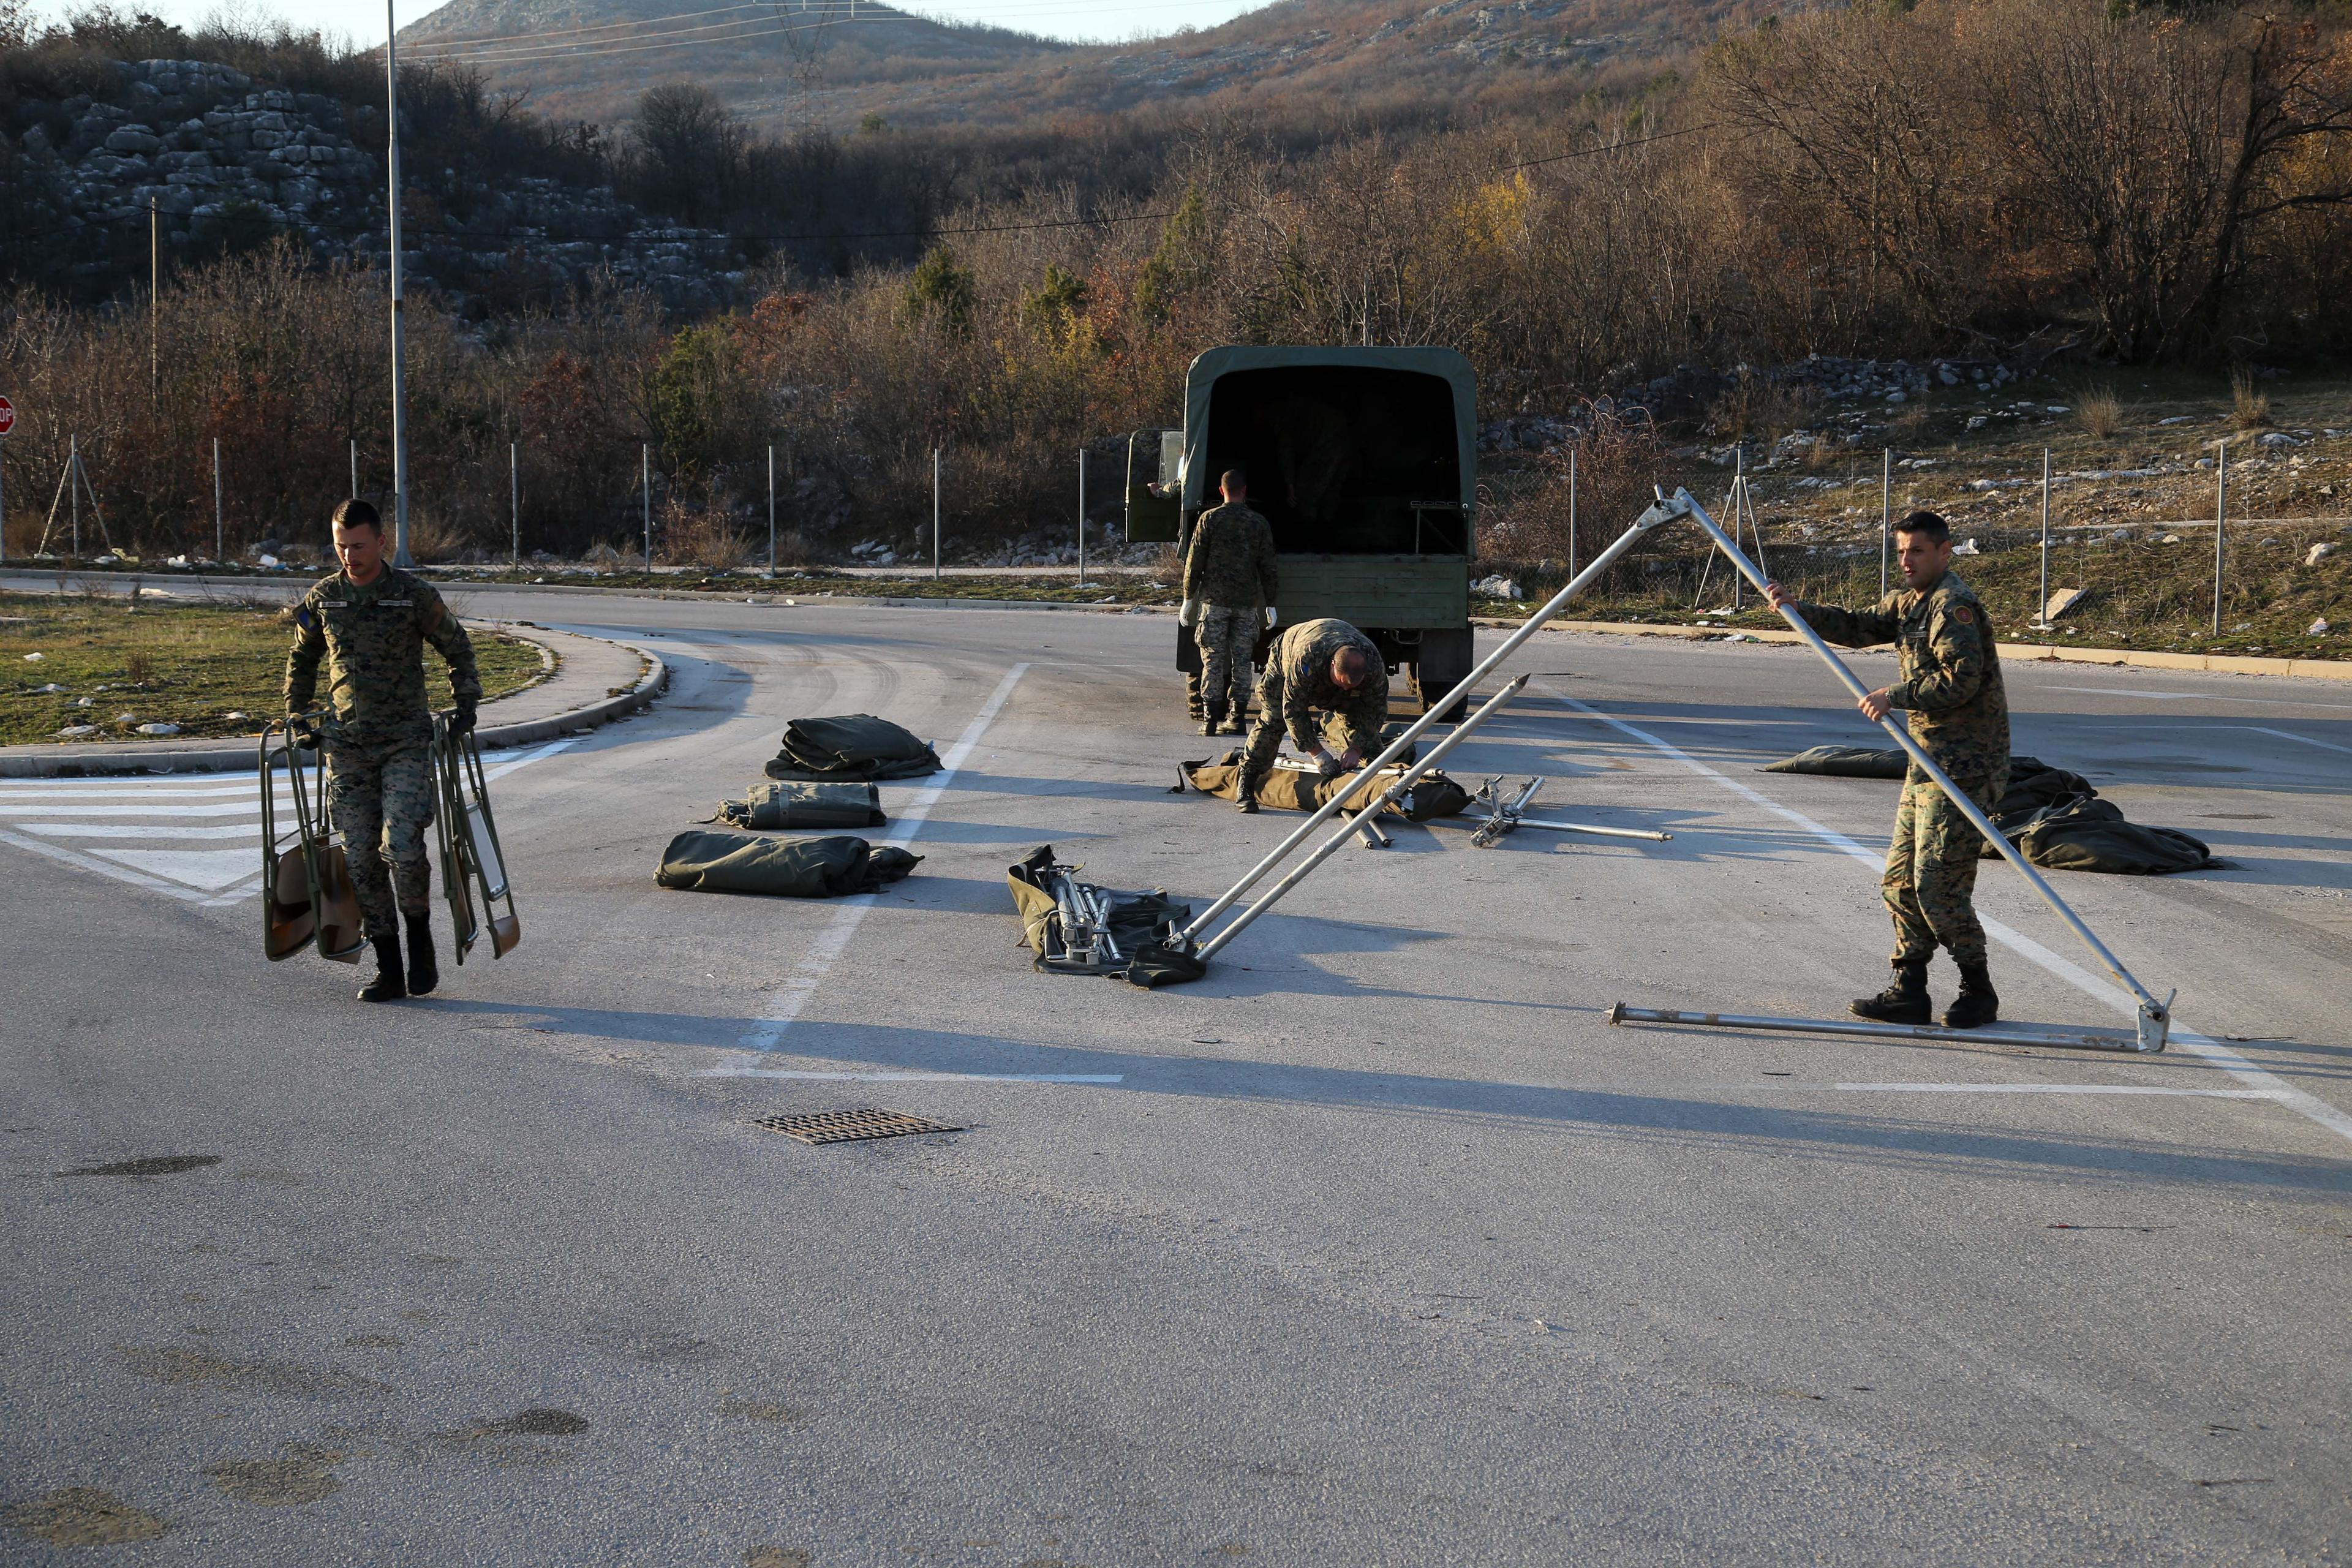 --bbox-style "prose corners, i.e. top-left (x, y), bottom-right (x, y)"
top-left (716, 781), bottom-right (887, 831)
top-left (1179, 753), bottom-right (1472, 821)
top-left (657, 831), bottom-right (922, 897)
top-left (766, 715), bottom-right (942, 782)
